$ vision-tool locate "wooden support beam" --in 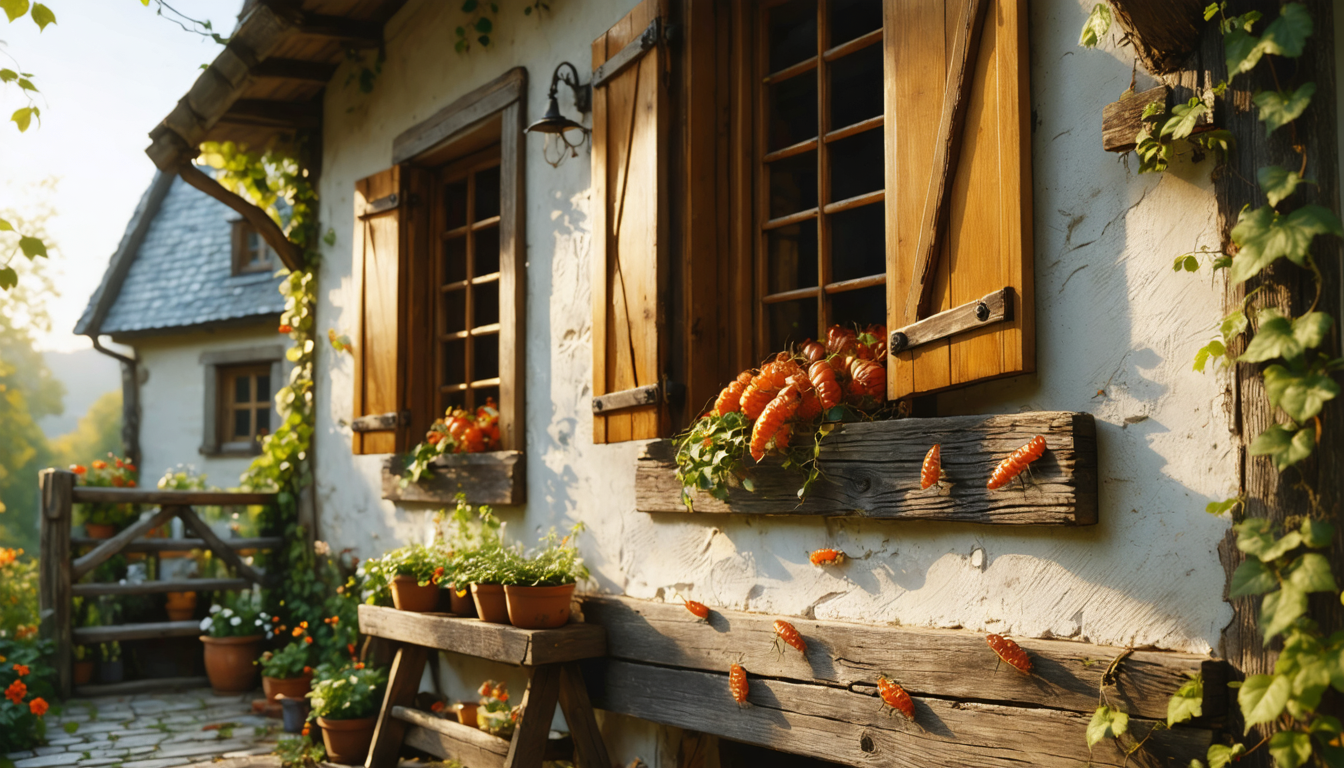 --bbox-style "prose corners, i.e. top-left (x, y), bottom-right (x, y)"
top-left (356, 605), bottom-right (606, 666)
top-left (73, 578), bottom-right (251, 597)
top-left (72, 505), bottom-right (179, 581)
top-left (293, 13), bottom-right (382, 46)
top-left (250, 58), bottom-right (337, 83)
top-left (889, 287), bottom-right (1012, 353)
top-left (557, 662), bottom-right (612, 768)
top-left (39, 469), bottom-right (74, 697)
top-left (177, 162), bottom-right (304, 272)
top-left (70, 536), bottom-right (283, 553)
top-left (1102, 86), bottom-right (1170, 153)
top-left (176, 506), bottom-right (271, 586)
top-left (503, 664), bottom-right (563, 768)
top-left (75, 620), bottom-right (202, 644)
top-left (368, 645), bottom-right (430, 768)
top-left (70, 487), bottom-right (277, 506)
top-left (1108, 0), bottom-right (1210, 75)
top-left (216, 98), bottom-right (323, 130)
